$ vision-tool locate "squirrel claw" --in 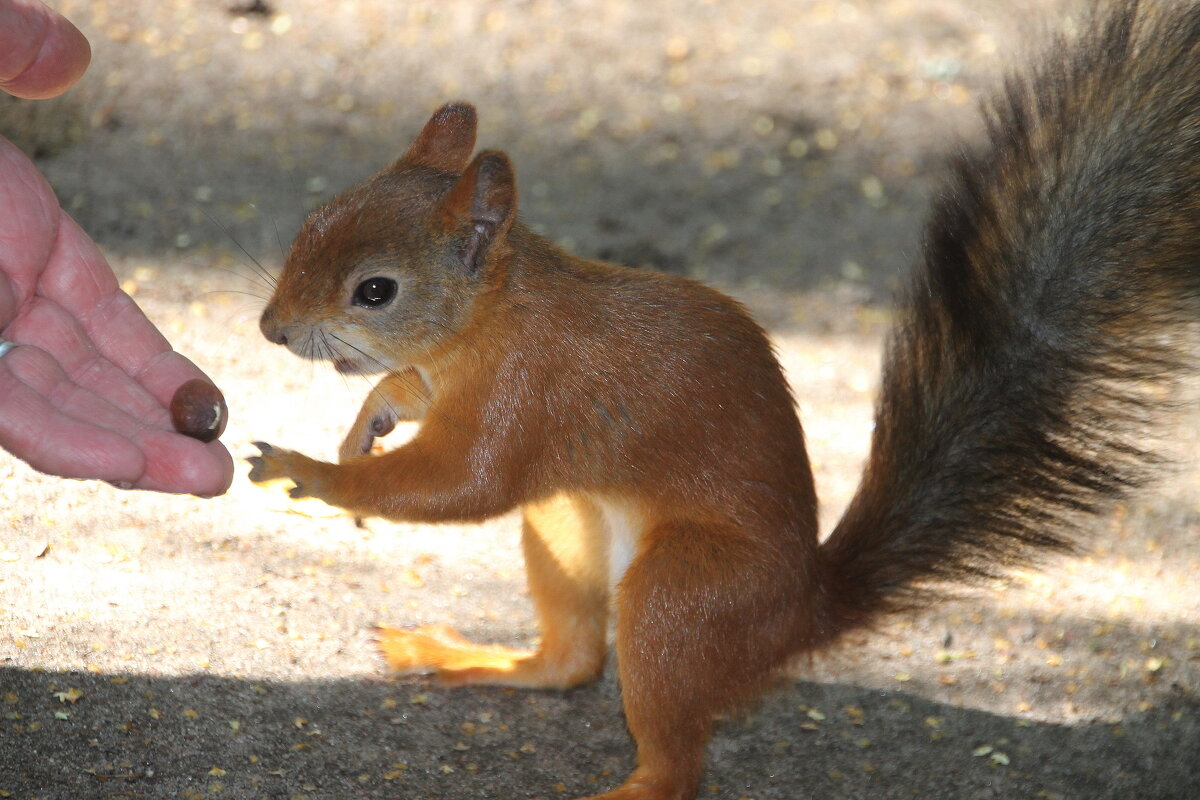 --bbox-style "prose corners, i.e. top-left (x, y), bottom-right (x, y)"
top-left (247, 443), bottom-right (324, 501)
top-left (246, 455), bottom-right (267, 483)
top-left (246, 441), bottom-right (293, 486)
